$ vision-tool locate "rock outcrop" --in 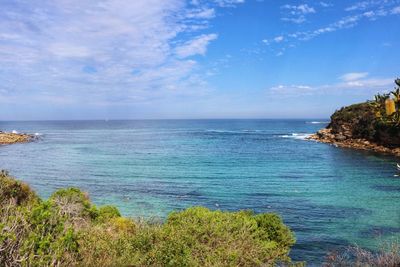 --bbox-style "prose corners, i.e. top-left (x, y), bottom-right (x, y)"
top-left (0, 132), bottom-right (33, 145)
top-left (308, 102), bottom-right (400, 157)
